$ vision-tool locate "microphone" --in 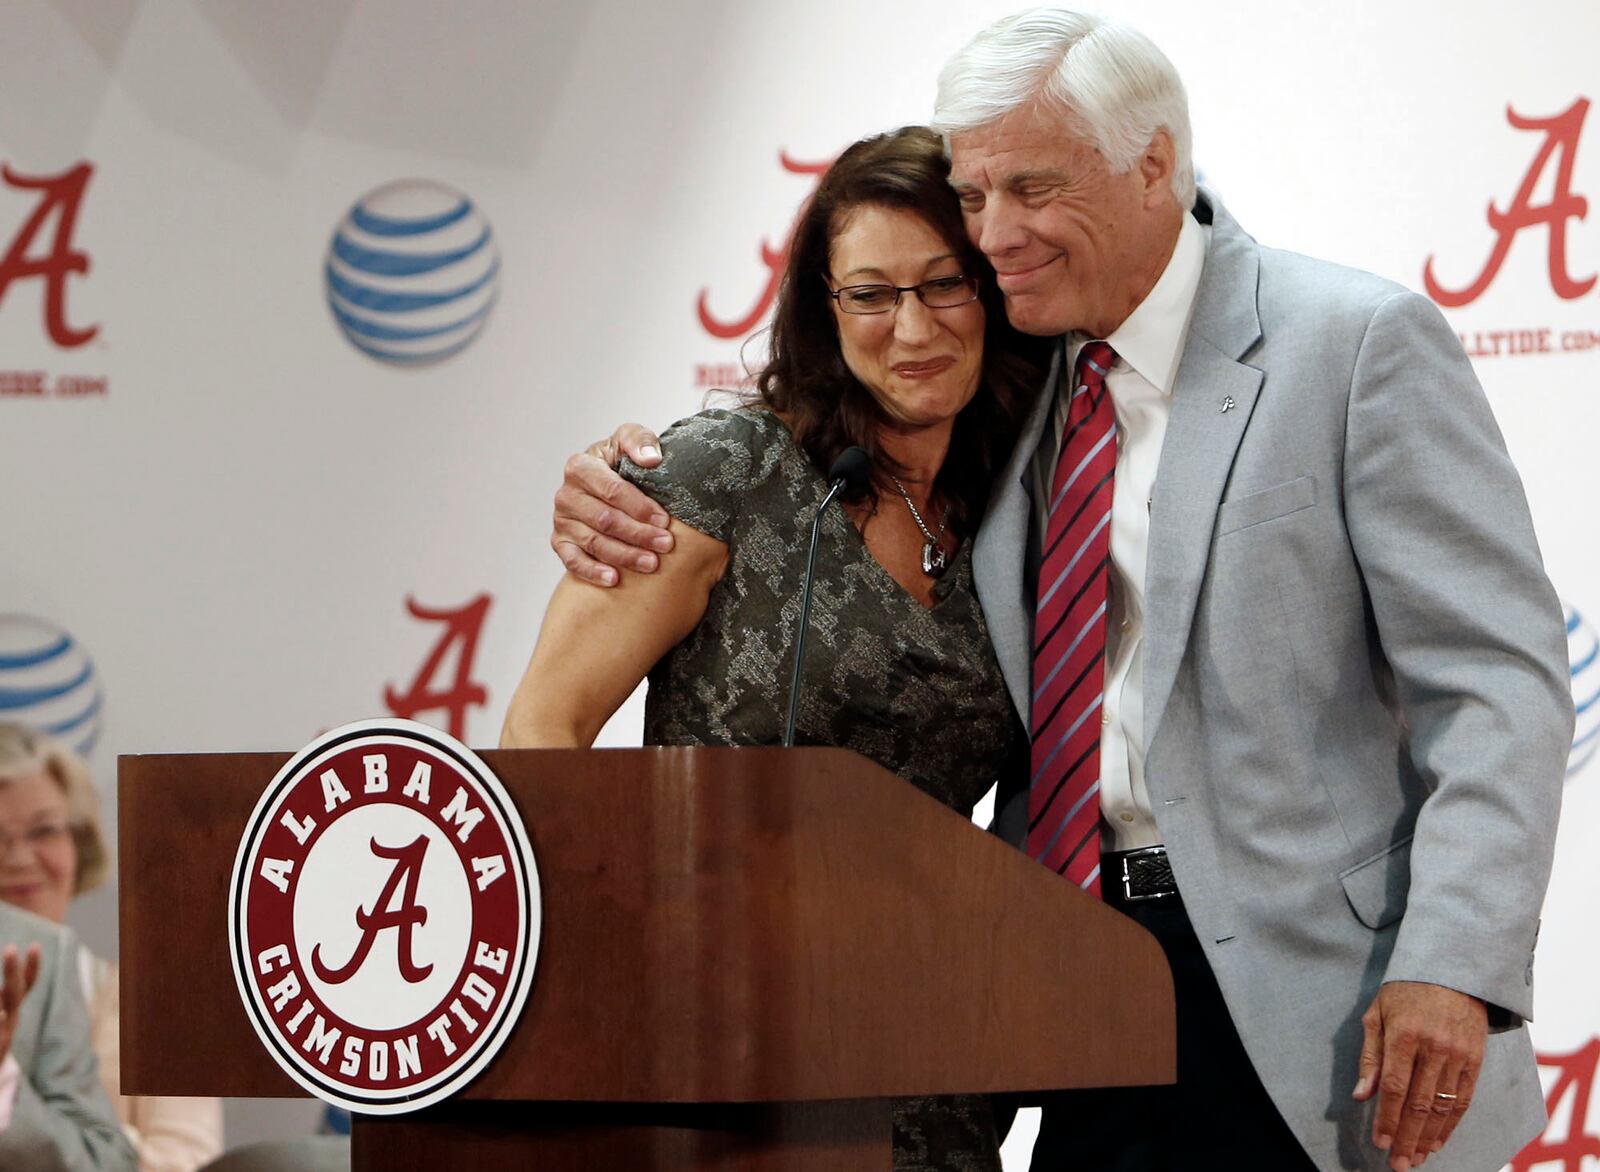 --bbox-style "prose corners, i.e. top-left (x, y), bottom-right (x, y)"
top-left (825, 446), bottom-right (872, 496)
top-left (783, 446), bottom-right (871, 747)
